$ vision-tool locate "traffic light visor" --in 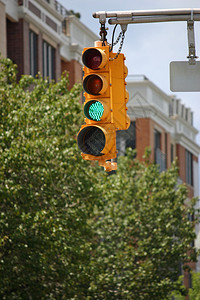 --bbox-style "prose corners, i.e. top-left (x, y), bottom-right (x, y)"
top-left (77, 126), bottom-right (105, 156)
top-left (82, 48), bottom-right (107, 70)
